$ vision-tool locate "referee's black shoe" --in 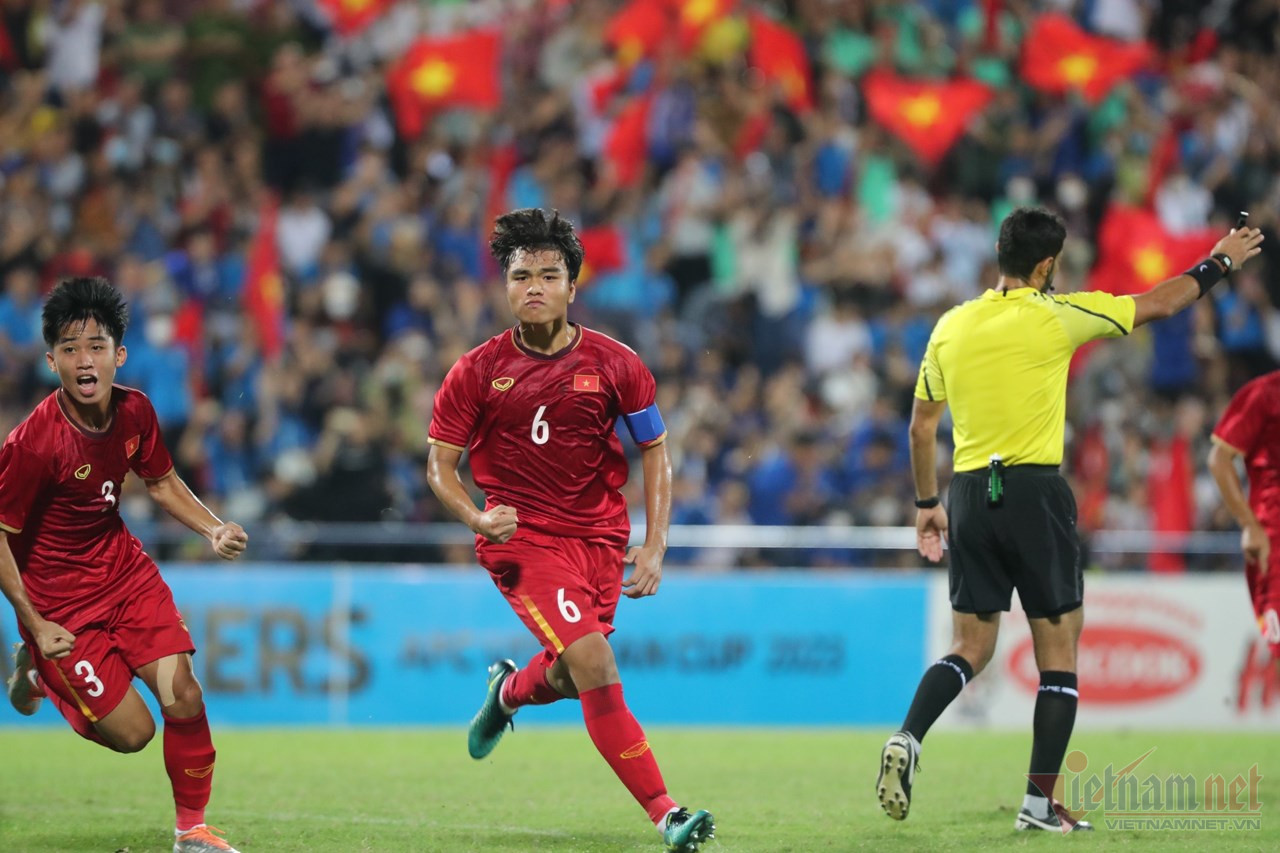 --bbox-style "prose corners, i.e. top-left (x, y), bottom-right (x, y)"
top-left (876, 731), bottom-right (919, 820)
top-left (1015, 801), bottom-right (1094, 833)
